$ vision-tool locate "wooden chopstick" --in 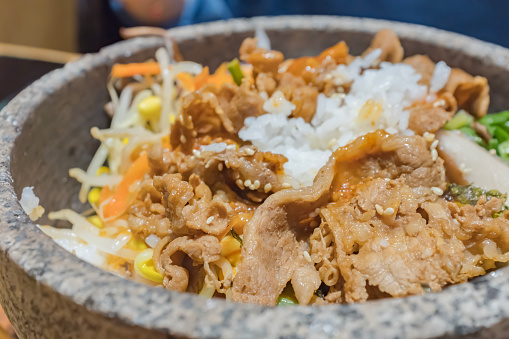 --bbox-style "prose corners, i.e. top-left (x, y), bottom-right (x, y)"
top-left (0, 42), bottom-right (82, 64)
